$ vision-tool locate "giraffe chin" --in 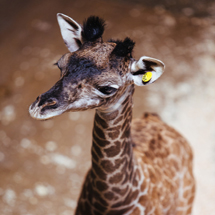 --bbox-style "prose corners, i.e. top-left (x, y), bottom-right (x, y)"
top-left (28, 104), bottom-right (65, 120)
